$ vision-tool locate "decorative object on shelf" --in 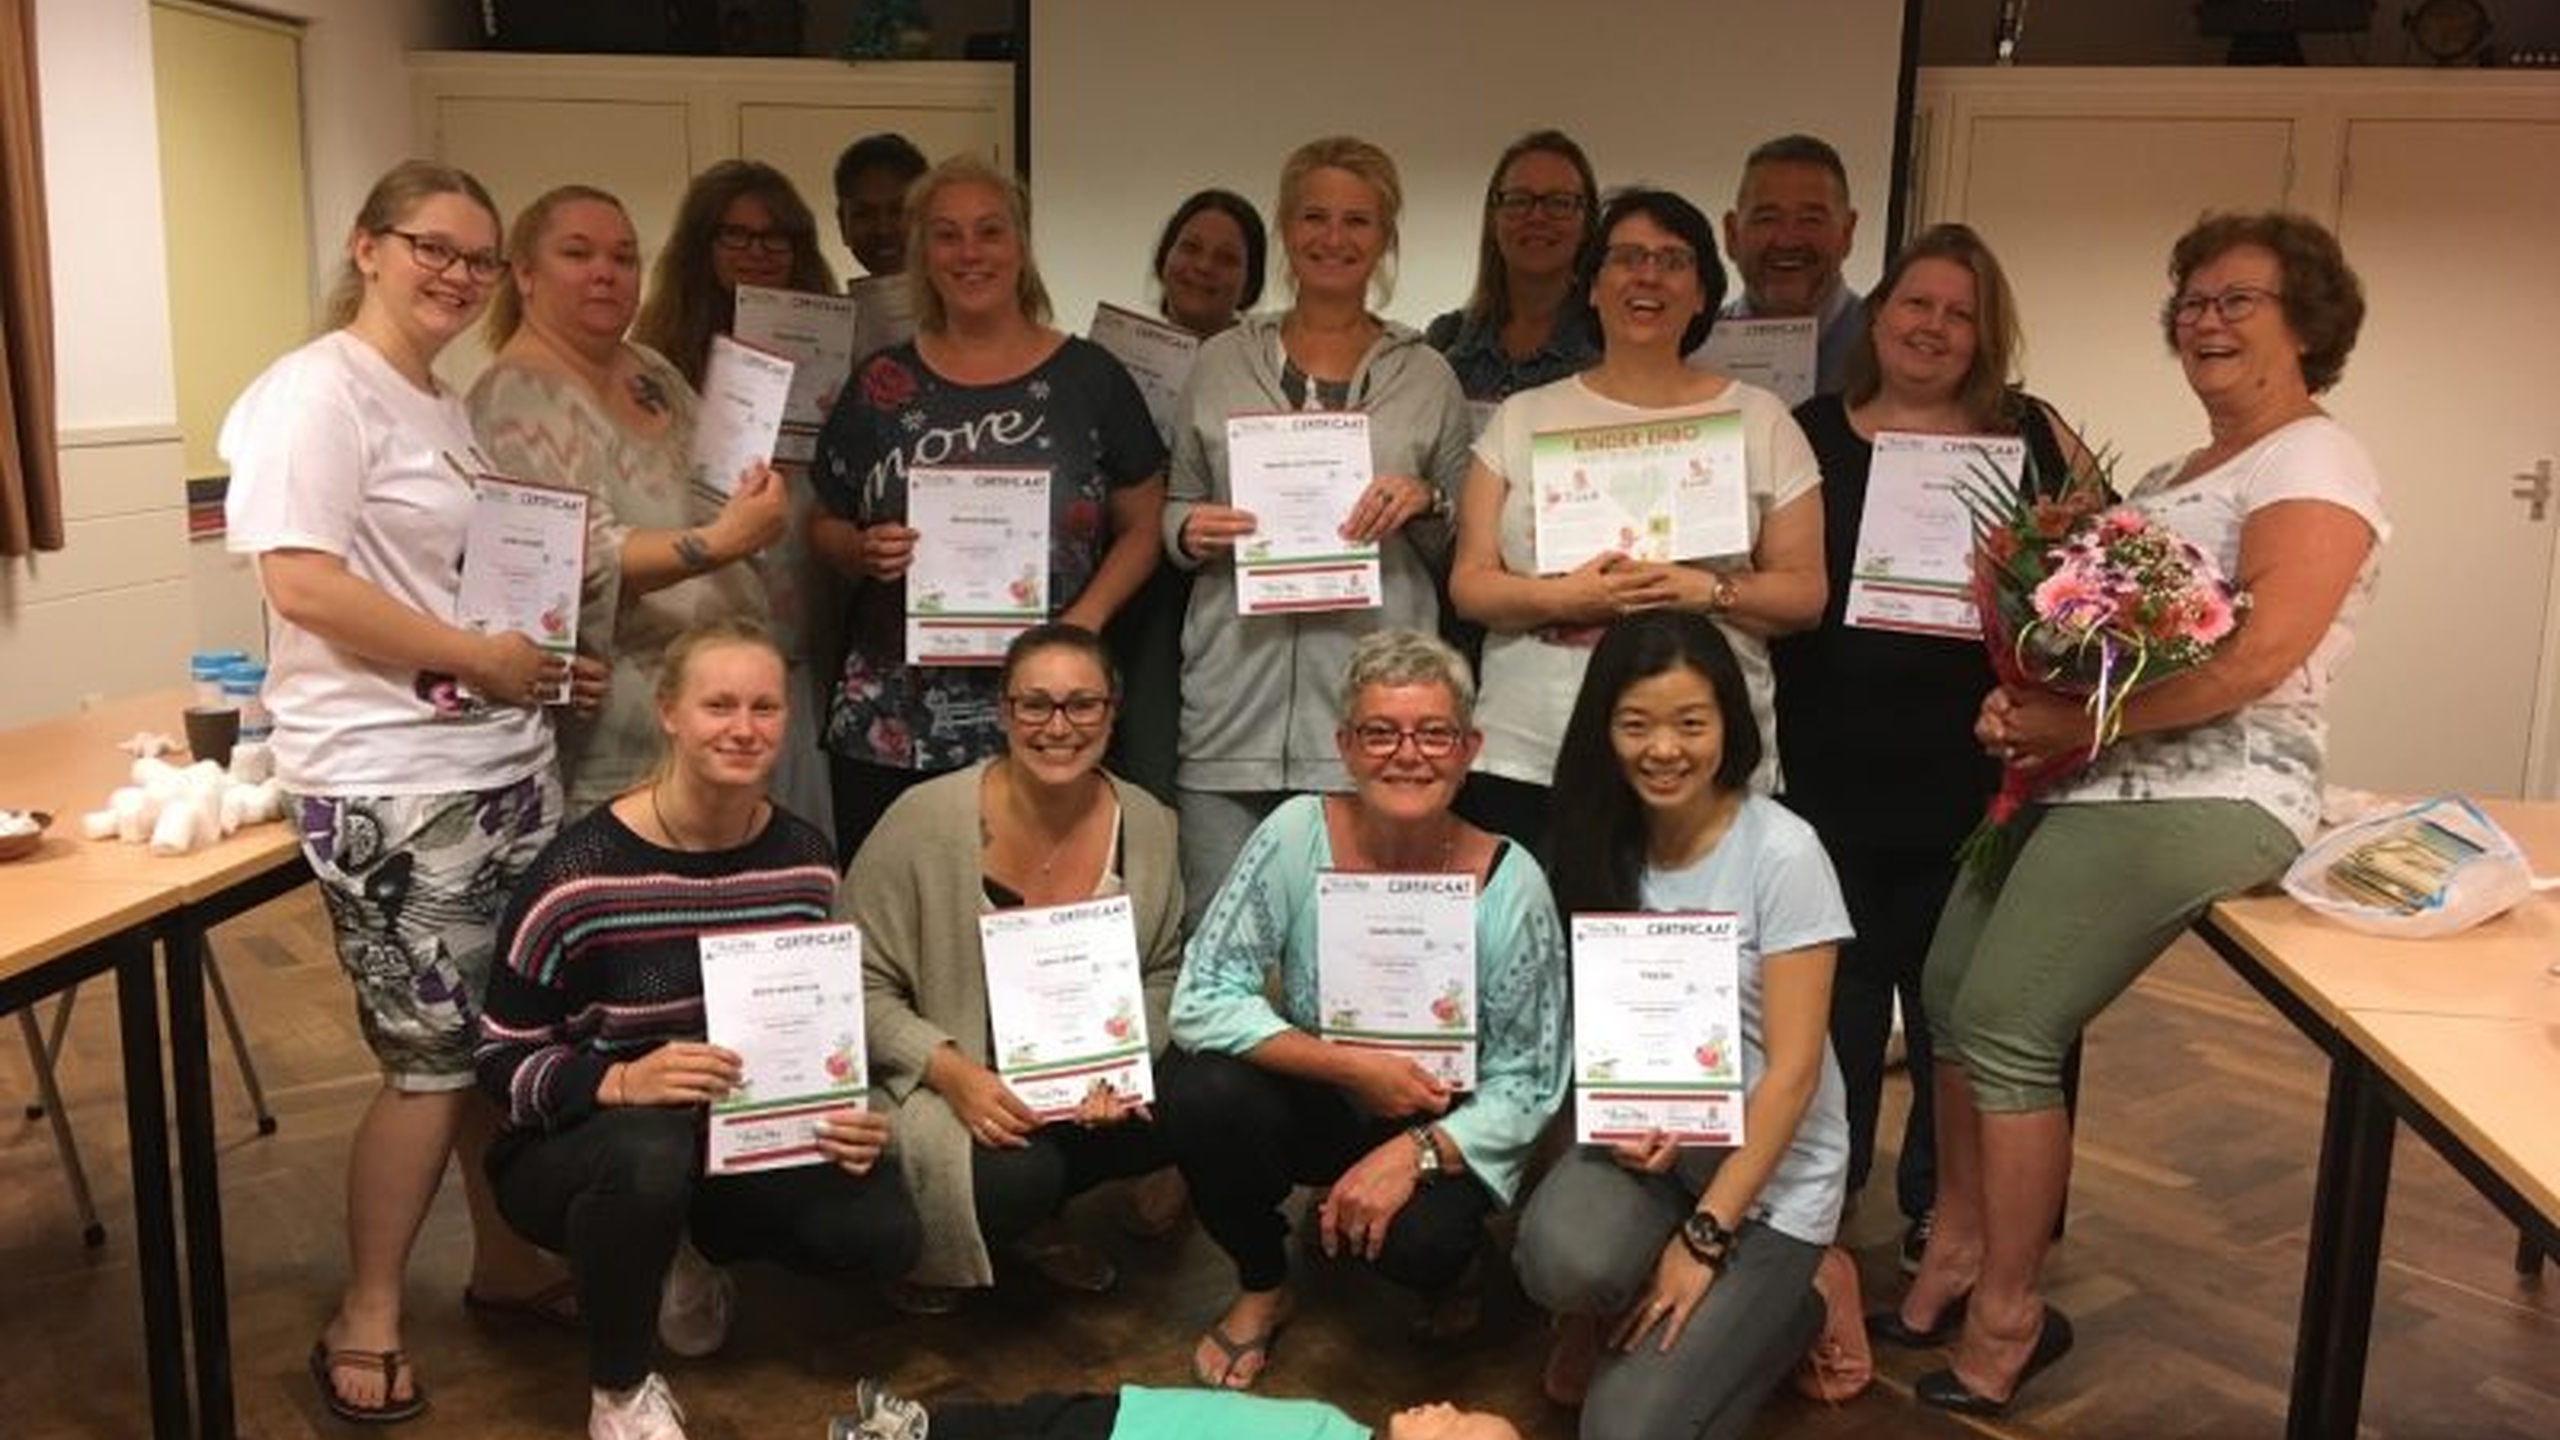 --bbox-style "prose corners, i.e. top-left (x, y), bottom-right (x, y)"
top-left (843, 0), bottom-right (931, 59)
top-left (2404, 0), bottom-right (2494, 64)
